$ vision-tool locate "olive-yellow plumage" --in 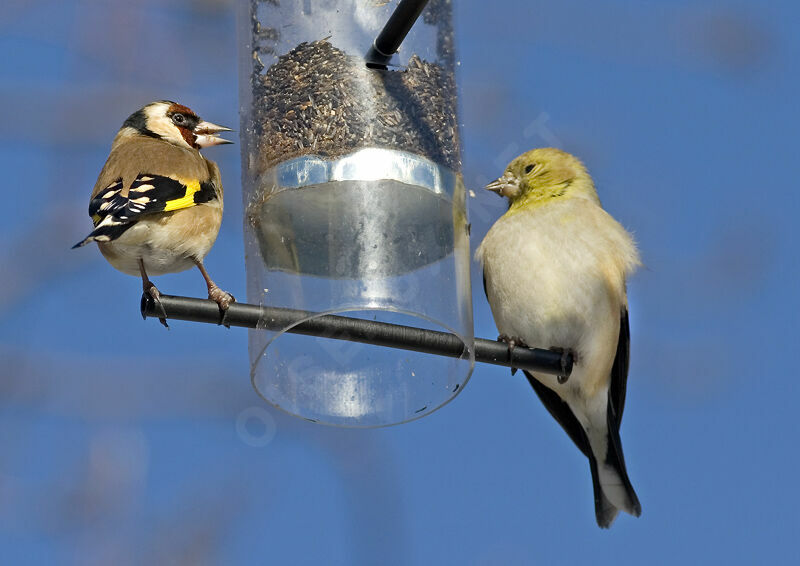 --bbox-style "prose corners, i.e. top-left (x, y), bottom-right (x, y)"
top-left (476, 148), bottom-right (641, 528)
